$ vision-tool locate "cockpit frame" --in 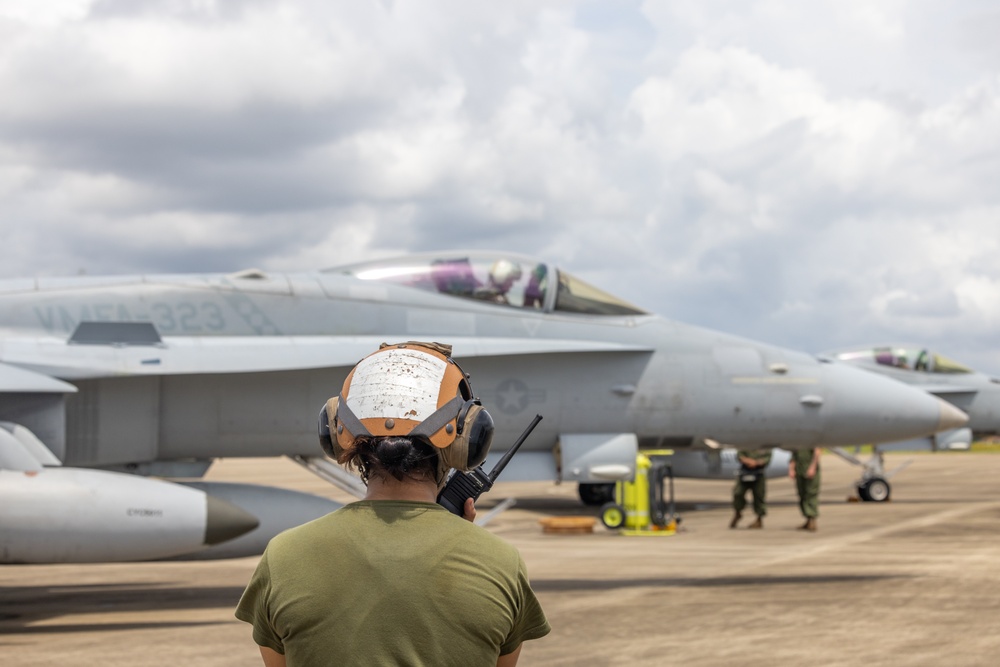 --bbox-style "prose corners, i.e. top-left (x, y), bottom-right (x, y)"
top-left (326, 251), bottom-right (647, 317)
